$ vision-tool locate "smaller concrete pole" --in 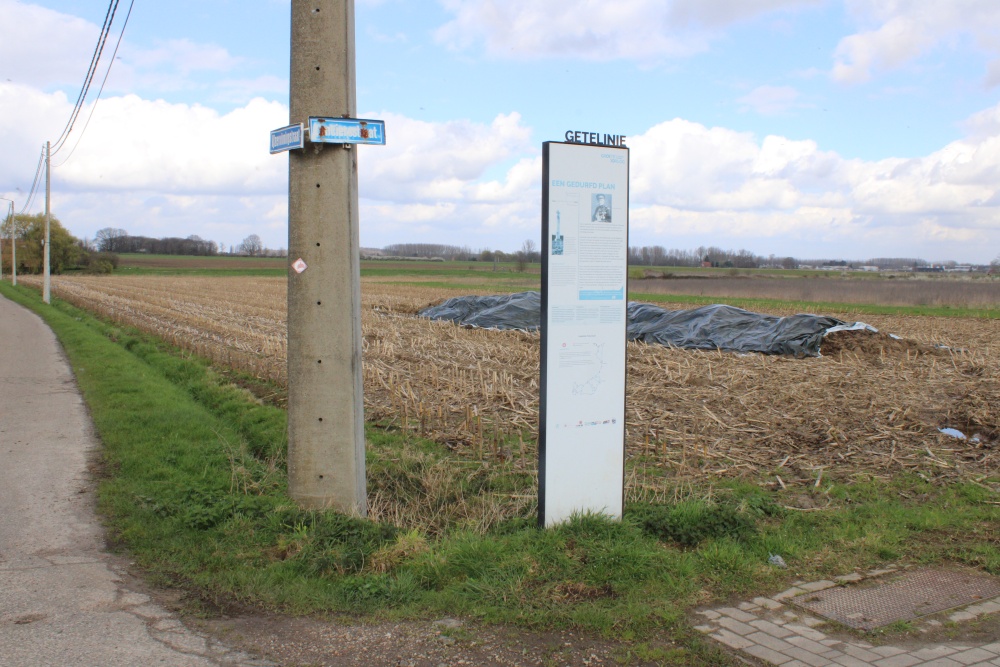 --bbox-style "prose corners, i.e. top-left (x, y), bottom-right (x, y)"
top-left (43, 141), bottom-right (51, 304)
top-left (0, 198), bottom-right (9, 282)
top-left (11, 204), bottom-right (16, 286)
top-left (10, 202), bottom-right (16, 286)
